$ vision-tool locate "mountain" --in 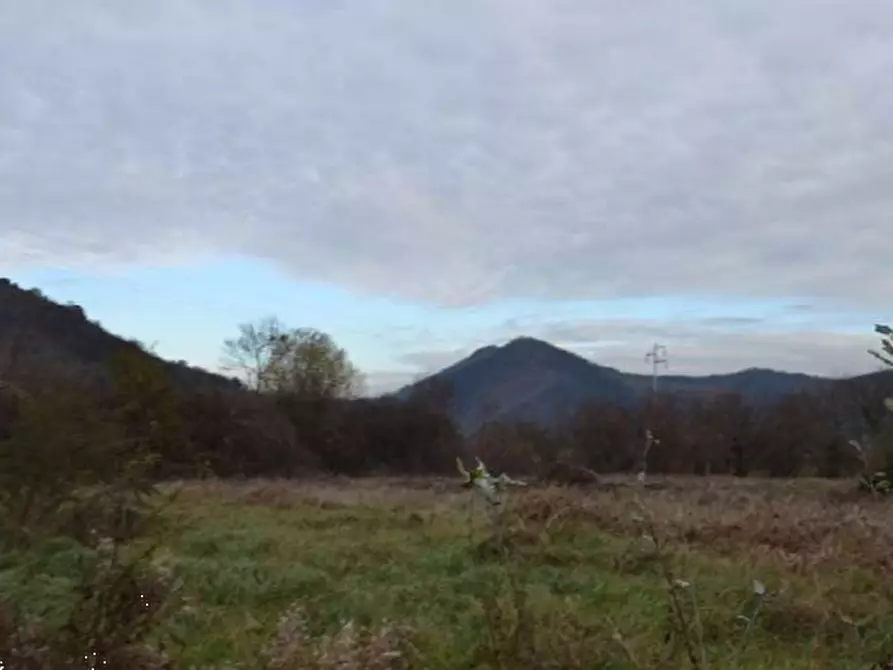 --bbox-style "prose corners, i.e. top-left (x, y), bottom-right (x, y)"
top-left (396, 336), bottom-right (841, 434)
top-left (3, 276), bottom-right (884, 435)
top-left (0, 277), bottom-right (239, 393)
top-left (398, 337), bottom-right (640, 431)
top-left (620, 367), bottom-right (829, 403)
